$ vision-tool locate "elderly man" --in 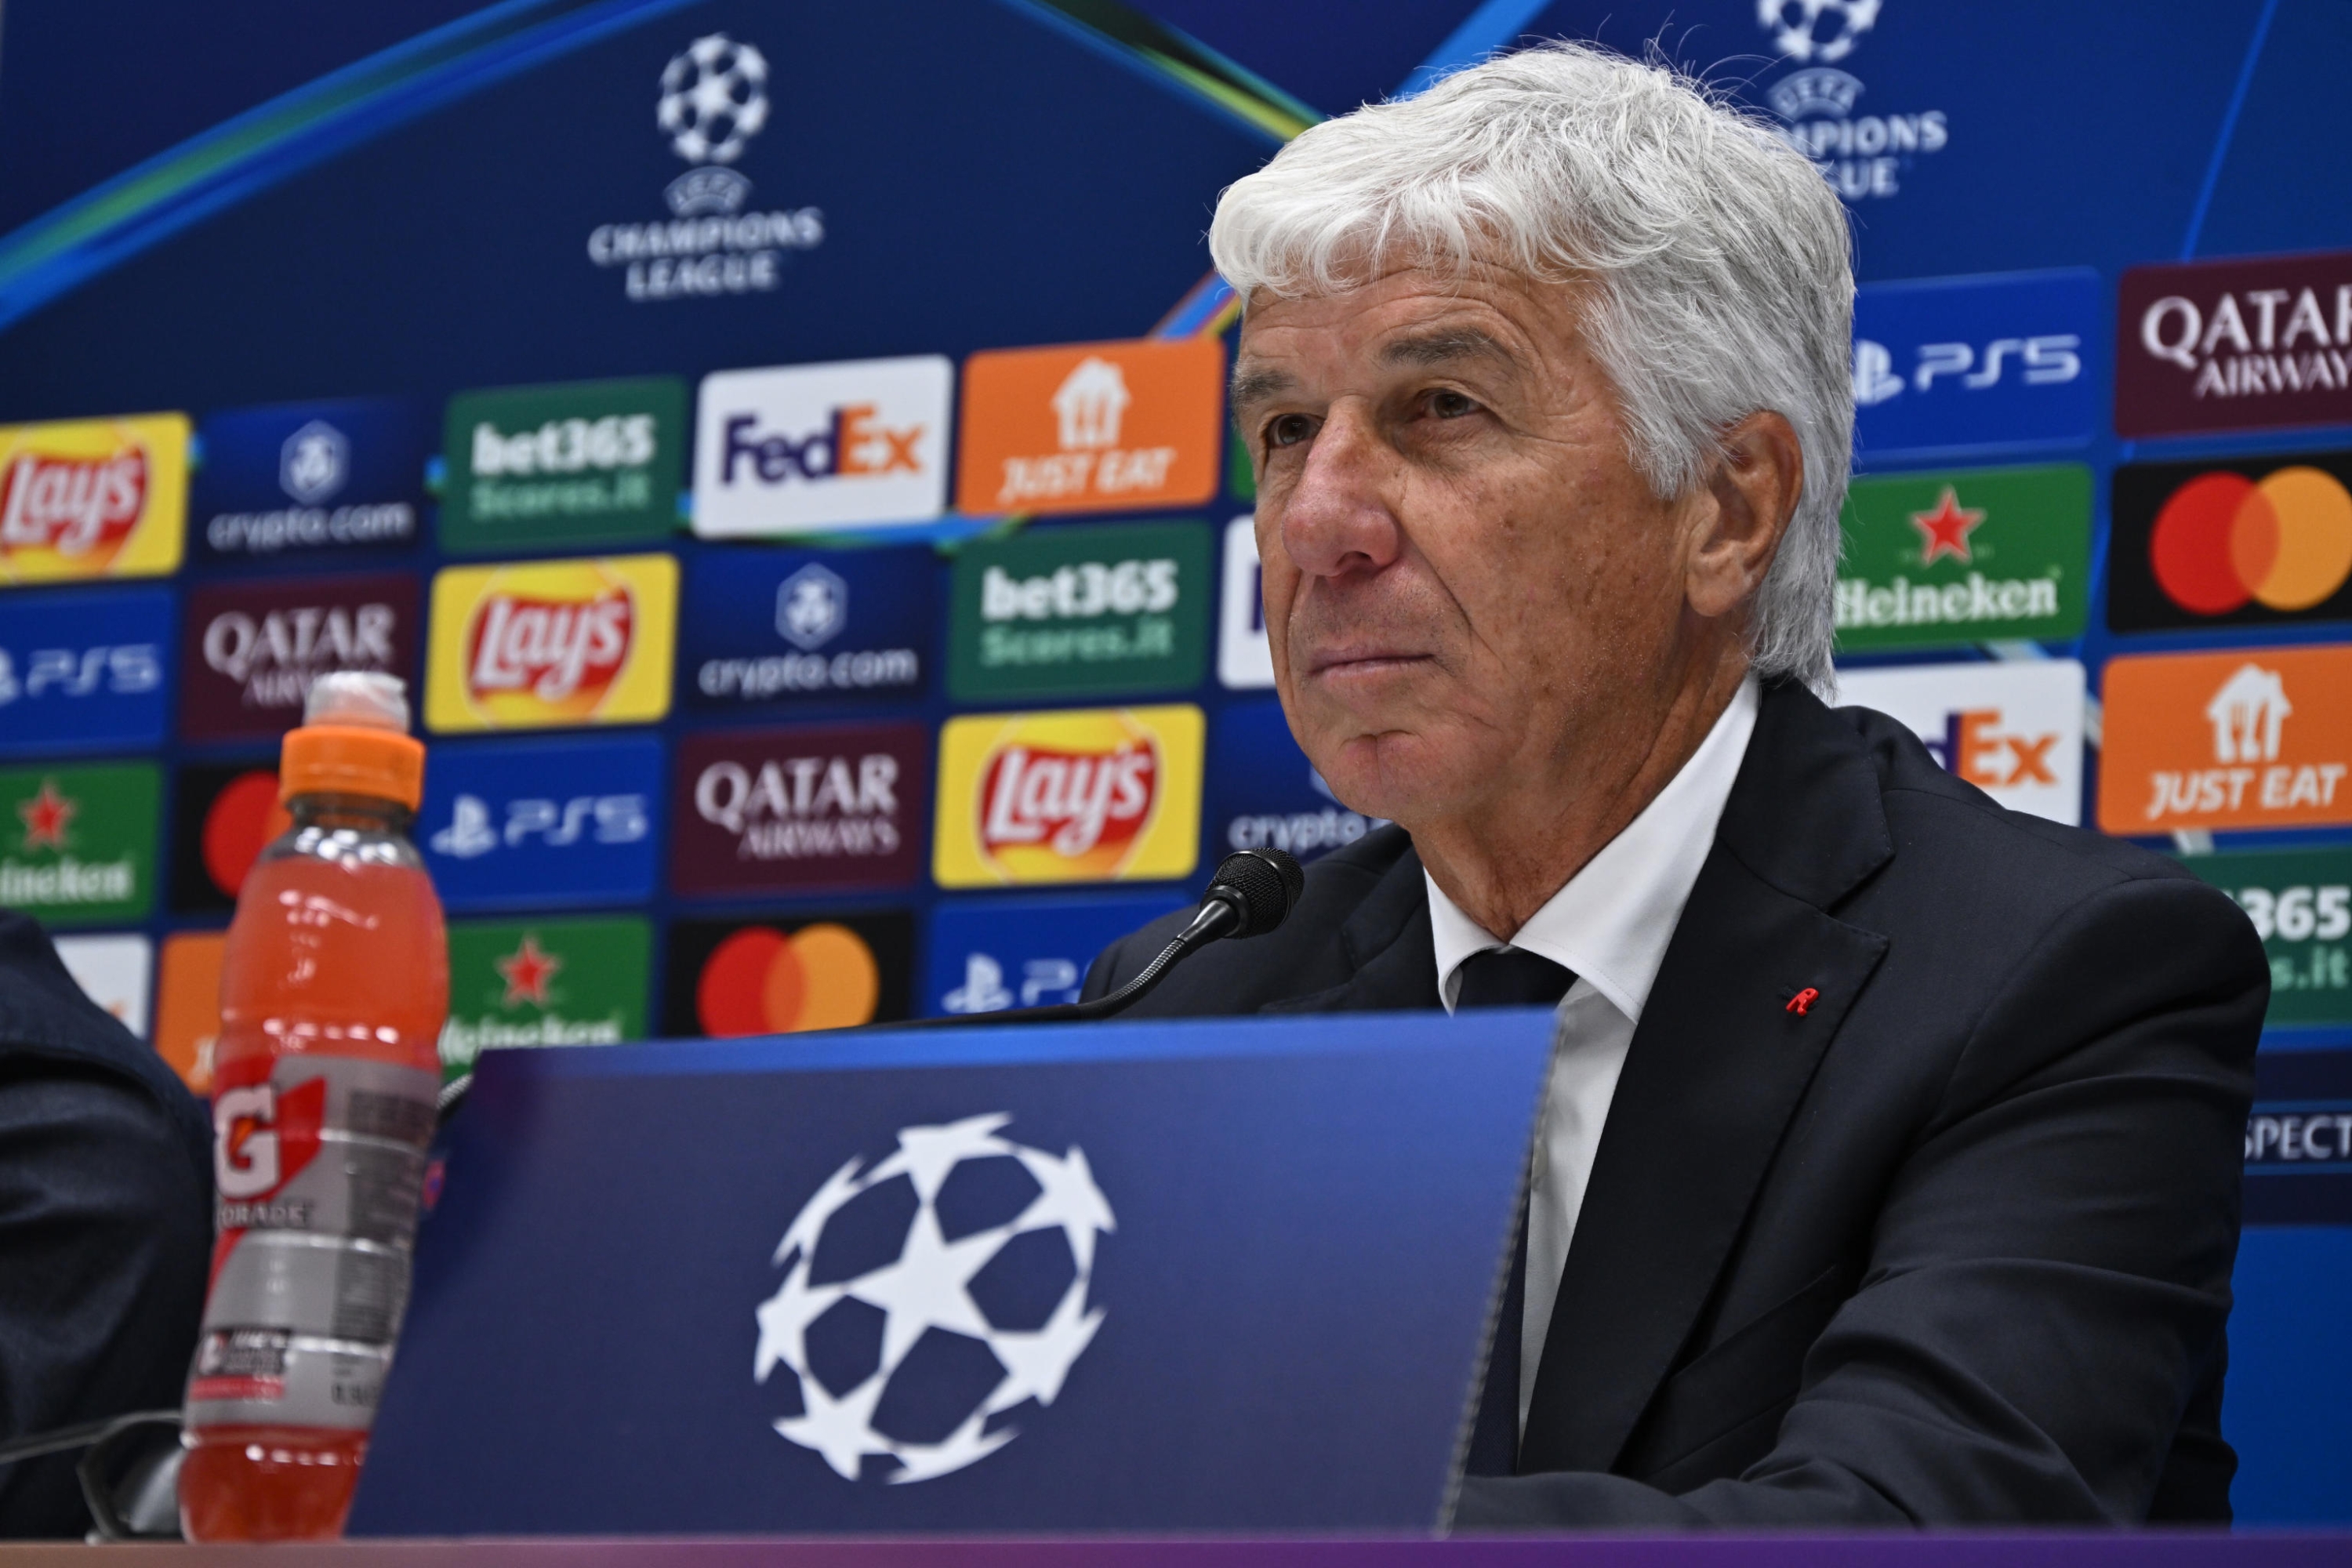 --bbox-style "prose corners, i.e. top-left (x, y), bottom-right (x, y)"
top-left (1083, 42), bottom-right (2264, 1527)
